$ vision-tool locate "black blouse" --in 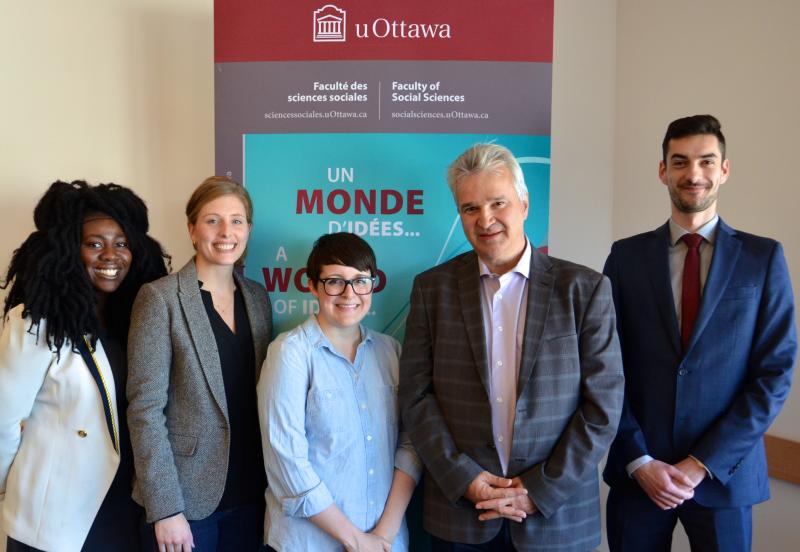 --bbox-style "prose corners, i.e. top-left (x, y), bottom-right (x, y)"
top-left (199, 282), bottom-right (266, 511)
